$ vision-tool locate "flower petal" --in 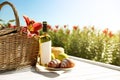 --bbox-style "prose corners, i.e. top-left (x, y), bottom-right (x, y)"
top-left (33, 22), bottom-right (42, 31)
top-left (23, 15), bottom-right (30, 26)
